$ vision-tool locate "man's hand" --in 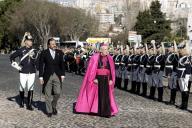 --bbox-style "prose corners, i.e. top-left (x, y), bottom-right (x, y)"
top-left (61, 76), bottom-right (65, 82)
top-left (93, 79), bottom-right (98, 84)
top-left (109, 80), bottom-right (113, 86)
top-left (39, 79), bottom-right (44, 85)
